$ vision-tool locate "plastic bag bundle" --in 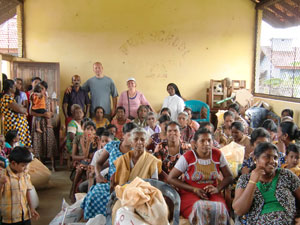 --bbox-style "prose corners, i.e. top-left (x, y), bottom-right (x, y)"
top-left (28, 186), bottom-right (39, 209)
top-left (115, 177), bottom-right (169, 225)
top-left (115, 207), bottom-right (148, 225)
top-left (49, 198), bottom-right (83, 225)
top-left (86, 214), bottom-right (106, 225)
top-left (220, 141), bottom-right (245, 178)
